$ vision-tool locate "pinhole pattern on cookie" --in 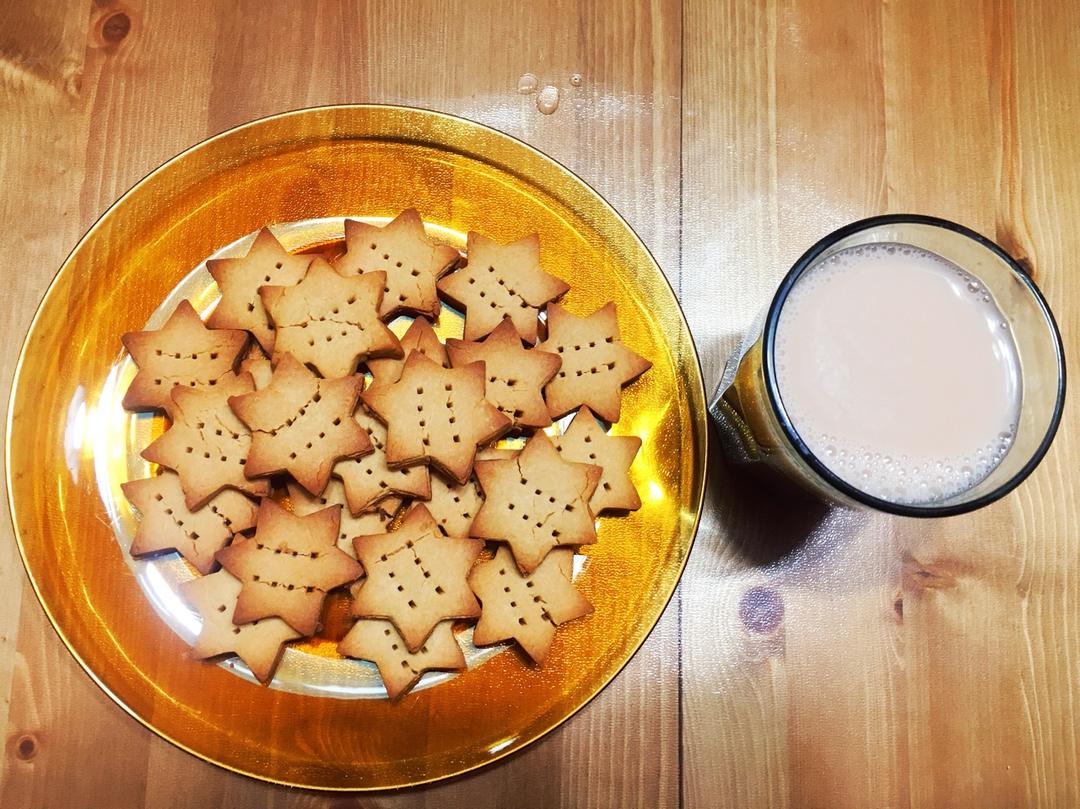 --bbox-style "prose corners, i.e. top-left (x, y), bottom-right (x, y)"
top-left (469, 264), bottom-right (531, 312)
top-left (497, 562), bottom-right (549, 627)
top-left (334, 408), bottom-right (430, 512)
top-left (141, 374), bottom-right (269, 509)
top-left (288, 478), bottom-right (401, 558)
top-left (335, 210), bottom-right (459, 319)
top-left (249, 542), bottom-right (330, 594)
top-left (122, 300), bottom-right (248, 411)
top-left (122, 472), bottom-right (257, 574)
top-left (337, 618), bottom-right (465, 699)
top-left (425, 473), bottom-right (483, 537)
top-left (262, 259), bottom-right (401, 379)
top-left (471, 433), bottom-right (600, 572)
top-left (539, 302), bottom-right (652, 422)
top-left (352, 506), bottom-right (482, 651)
top-left (228, 356), bottom-right (370, 496)
top-left (552, 338), bottom-right (617, 379)
top-left (372, 538), bottom-right (445, 609)
top-left (468, 546), bottom-right (591, 664)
